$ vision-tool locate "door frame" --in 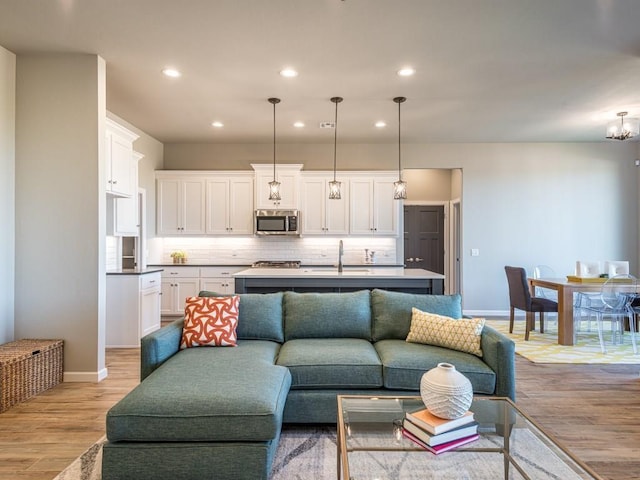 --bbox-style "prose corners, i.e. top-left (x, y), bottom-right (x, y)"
top-left (449, 199), bottom-right (462, 296)
top-left (403, 200), bottom-right (451, 294)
